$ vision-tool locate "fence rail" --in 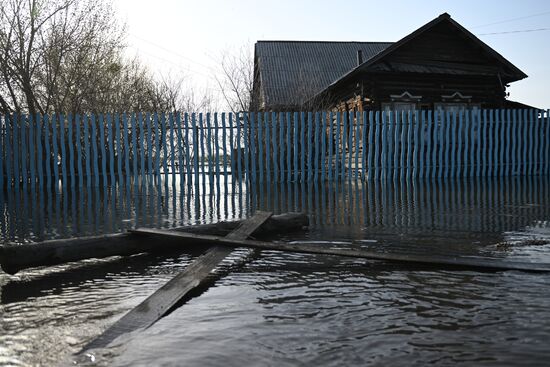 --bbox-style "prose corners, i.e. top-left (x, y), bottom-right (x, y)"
top-left (0, 109), bottom-right (548, 189)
